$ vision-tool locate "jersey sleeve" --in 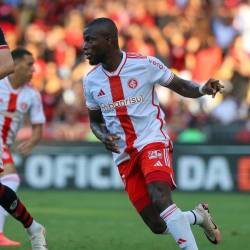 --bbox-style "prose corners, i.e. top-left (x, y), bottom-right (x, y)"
top-left (0, 28), bottom-right (8, 49)
top-left (146, 56), bottom-right (174, 86)
top-left (83, 78), bottom-right (100, 110)
top-left (29, 91), bottom-right (46, 124)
